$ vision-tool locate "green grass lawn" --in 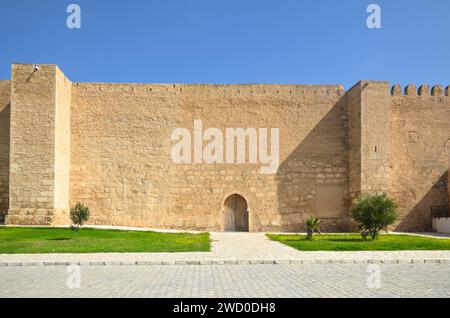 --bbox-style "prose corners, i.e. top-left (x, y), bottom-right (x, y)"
top-left (0, 227), bottom-right (210, 254)
top-left (267, 233), bottom-right (450, 251)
